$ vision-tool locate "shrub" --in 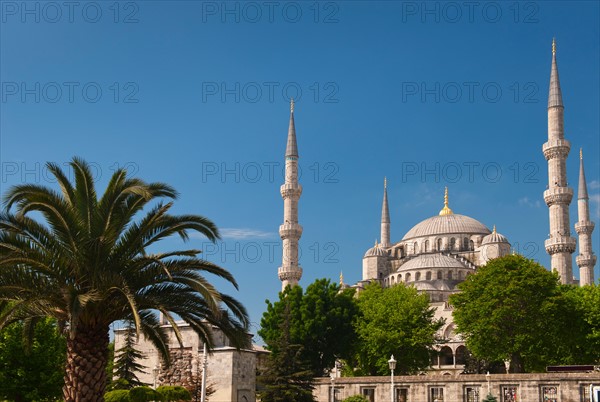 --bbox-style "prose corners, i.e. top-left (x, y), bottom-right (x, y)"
top-left (342, 396), bottom-right (370, 402)
top-left (156, 385), bottom-right (192, 401)
top-left (130, 386), bottom-right (161, 402)
top-left (104, 389), bottom-right (131, 402)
